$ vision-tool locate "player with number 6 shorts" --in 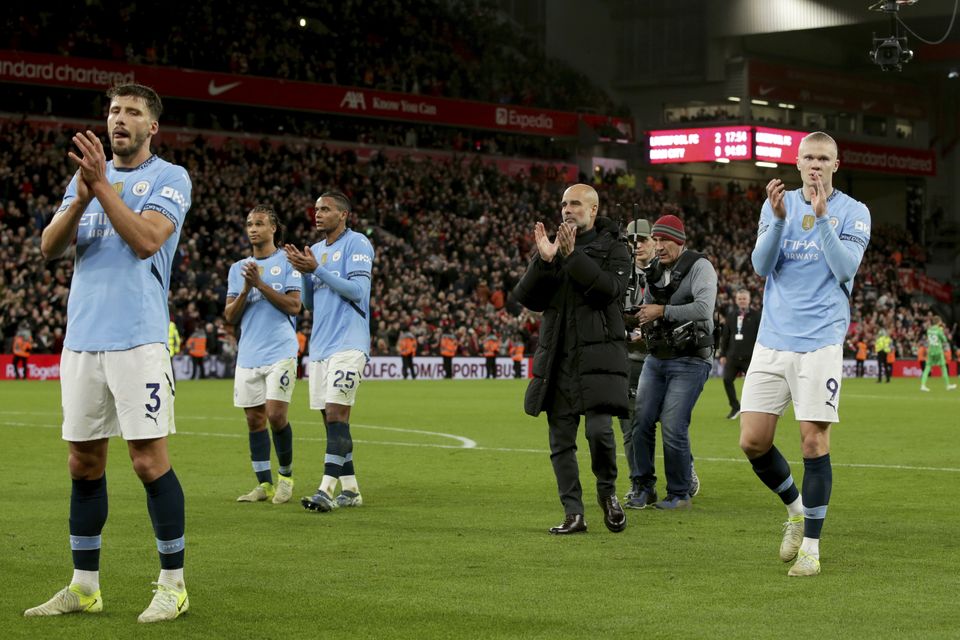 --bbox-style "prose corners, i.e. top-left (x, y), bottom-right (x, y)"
top-left (225, 204), bottom-right (303, 506)
top-left (285, 190), bottom-right (374, 514)
top-left (738, 132), bottom-right (871, 578)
